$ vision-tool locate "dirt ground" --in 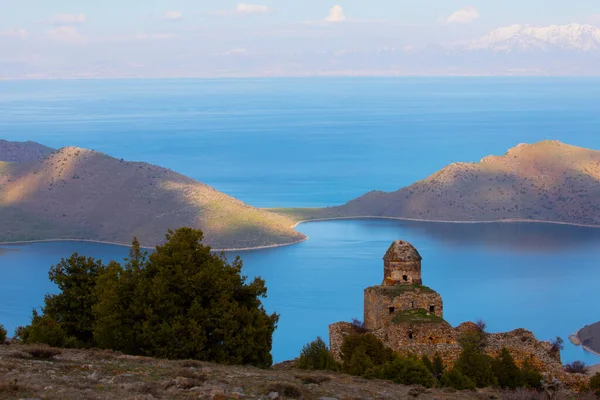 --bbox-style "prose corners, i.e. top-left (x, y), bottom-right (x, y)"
top-left (0, 344), bottom-right (594, 400)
